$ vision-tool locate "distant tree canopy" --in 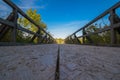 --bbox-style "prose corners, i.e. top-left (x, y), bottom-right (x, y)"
top-left (17, 9), bottom-right (47, 43)
top-left (18, 8), bottom-right (46, 32)
top-left (56, 38), bottom-right (64, 44)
